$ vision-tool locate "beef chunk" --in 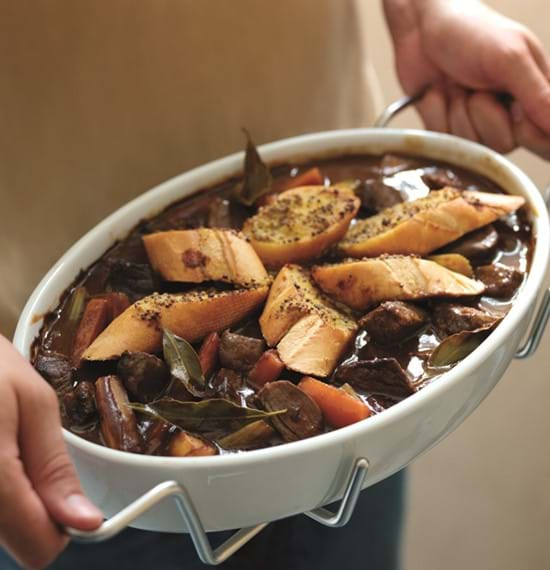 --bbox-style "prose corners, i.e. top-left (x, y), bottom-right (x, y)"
top-left (358, 179), bottom-right (403, 212)
top-left (109, 259), bottom-right (159, 302)
top-left (34, 351), bottom-right (72, 383)
top-left (444, 225), bottom-right (499, 263)
top-left (334, 358), bottom-right (414, 401)
top-left (380, 154), bottom-right (420, 175)
top-left (207, 197), bottom-right (232, 228)
top-left (219, 330), bottom-right (265, 372)
top-left (476, 264), bottom-right (523, 298)
top-left (422, 168), bottom-right (463, 190)
top-left (117, 351), bottom-right (170, 403)
top-left (359, 301), bottom-right (428, 344)
top-left (433, 303), bottom-right (498, 336)
top-left (63, 381), bottom-right (97, 426)
top-left (258, 380), bottom-right (323, 442)
top-left (211, 368), bottom-right (243, 404)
